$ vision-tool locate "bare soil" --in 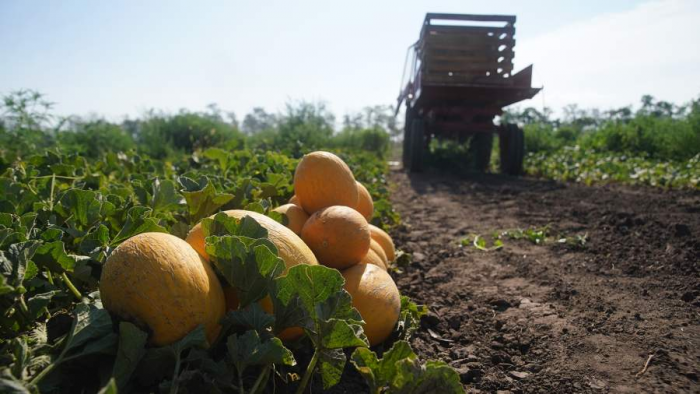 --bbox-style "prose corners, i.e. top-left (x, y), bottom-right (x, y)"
top-left (389, 168), bottom-right (700, 393)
